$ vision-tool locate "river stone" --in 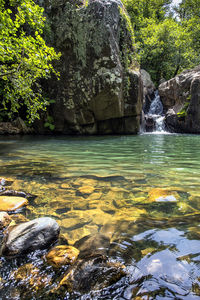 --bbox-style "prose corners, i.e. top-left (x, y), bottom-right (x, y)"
top-left (74, 233), bottom-right (110, 258)
top-left (58, 256), bottom-right (126, 293)
top-left (62, 224), bottom-right (99, 246)
top-left (0, 196), bottom-right (28, 211)
top-left (0, 212), bottom-right (11, 229)
top-left (148, 188), bottom-right (180, 202)
top-left (77, 185), bottom-right (95, 196)
top-left (1, 217), bottom-right (60, 257)
top-left (45, 245), bottom-right (80, 268)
